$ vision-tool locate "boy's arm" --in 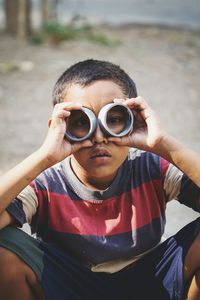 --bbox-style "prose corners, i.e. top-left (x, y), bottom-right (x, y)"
top-left (0, 102), bottom-right (92, 226)
top-left (154, 134), bottom-right (200, 188)
top-left (109, 97), bottom-right (200, 188)
top-left (0, 211), bottom-right (15, 229)
top-left (0, 150), bottom-right (53, 217)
